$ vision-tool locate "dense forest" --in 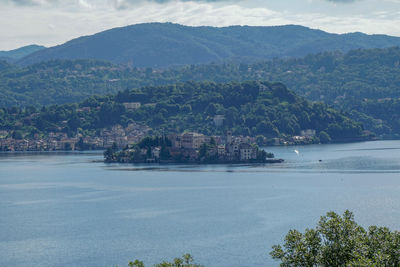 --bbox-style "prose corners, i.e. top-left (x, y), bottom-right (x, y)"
top-left (0, 81), bottom-right (363, 142)
top-left (0, 59), bottom-right (127, 107)
top-left (181, 47), bottom-right (400, 135)
top-left (1, 47), bottom-right (400, 135)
